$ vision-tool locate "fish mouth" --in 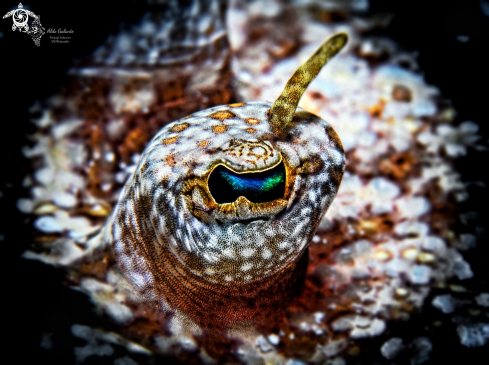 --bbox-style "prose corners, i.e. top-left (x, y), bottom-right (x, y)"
top-left (182, 154), bottom-right (294, 223)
